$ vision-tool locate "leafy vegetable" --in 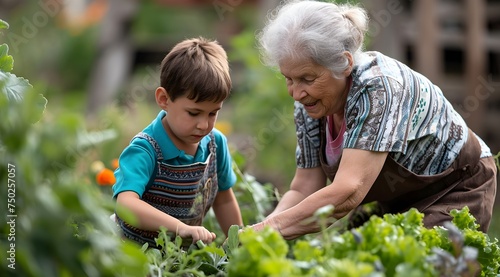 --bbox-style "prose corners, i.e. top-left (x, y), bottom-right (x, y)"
top-left (0, 27), bottom-right (47, 122)
top-left (0, 18), bottom-right (8, 29)
top-left (0, 44), bottom-right (14, 72)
